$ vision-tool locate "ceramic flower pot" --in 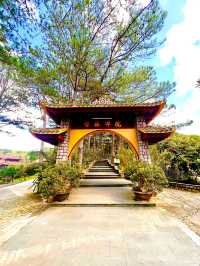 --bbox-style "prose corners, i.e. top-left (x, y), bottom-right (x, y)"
top-left (133, 191), bottom-right (153, 201)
